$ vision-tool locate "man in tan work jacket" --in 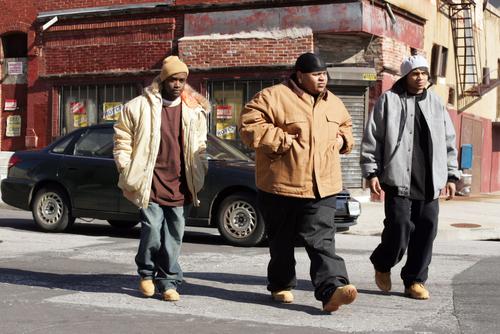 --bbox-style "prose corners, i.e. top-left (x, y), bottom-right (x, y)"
top-left (239, 52), bottom-right (357, 313)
